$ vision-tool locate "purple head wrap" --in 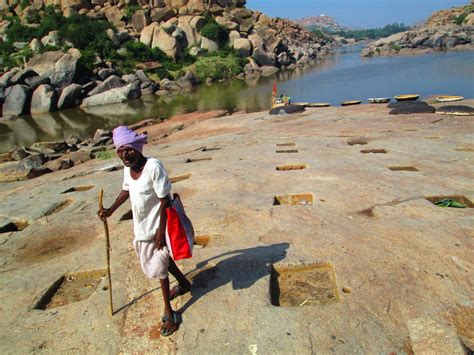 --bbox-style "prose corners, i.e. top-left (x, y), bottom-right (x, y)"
top-left (112, 125), bottom-right (148, 153)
